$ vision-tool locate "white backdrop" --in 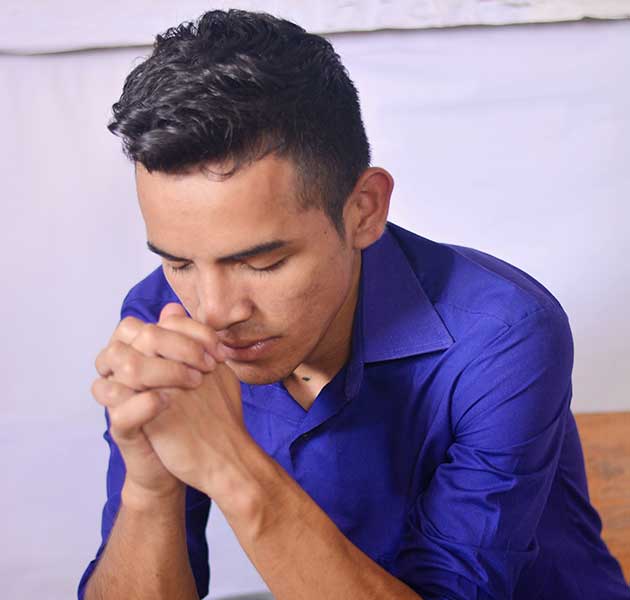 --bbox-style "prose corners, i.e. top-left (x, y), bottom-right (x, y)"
top-left (3, 0), bottom-right (630, 53)
top-left (0, 17), bottom-right (629, 600)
